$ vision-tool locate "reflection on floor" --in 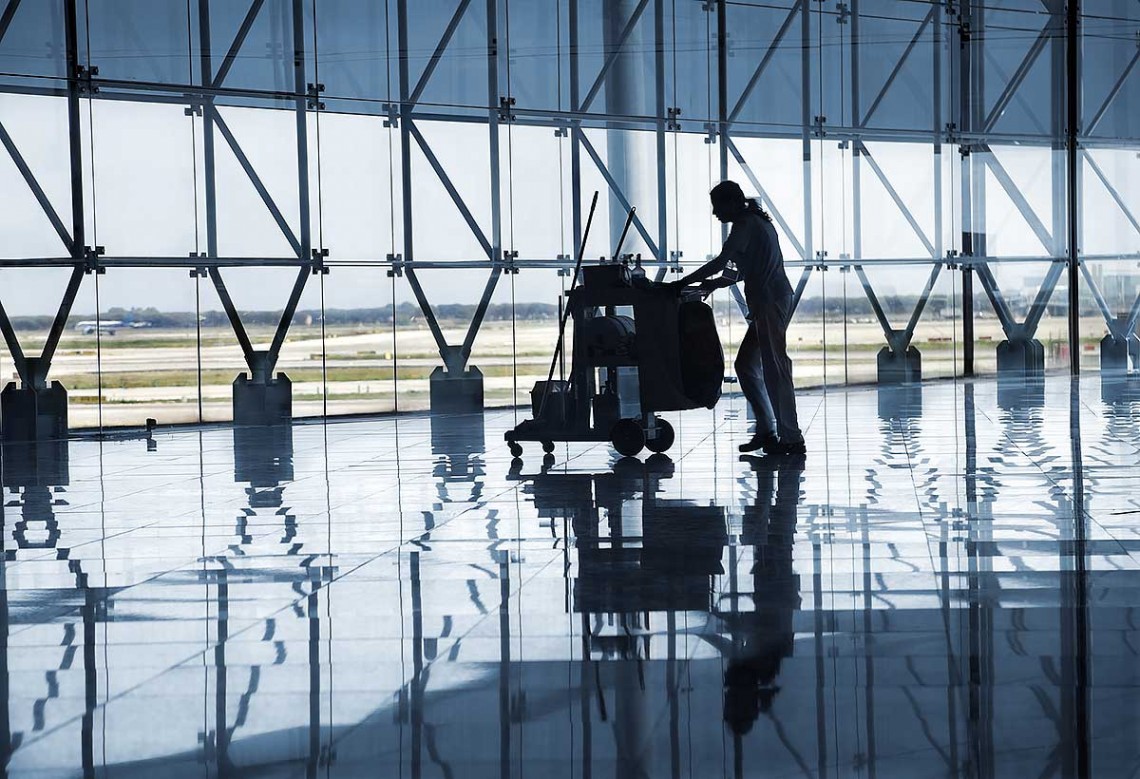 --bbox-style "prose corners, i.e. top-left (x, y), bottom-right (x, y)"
top-left (1, 375), bottom-right (1138, 778)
